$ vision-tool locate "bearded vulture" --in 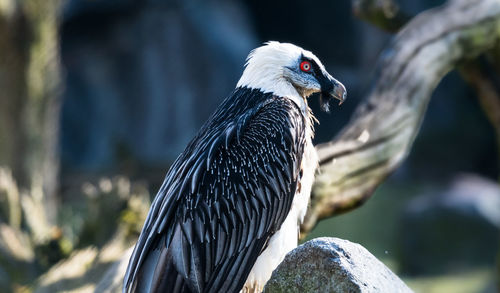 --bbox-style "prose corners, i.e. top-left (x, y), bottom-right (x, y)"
top-left (123, 41), bottom-right (346, 293)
